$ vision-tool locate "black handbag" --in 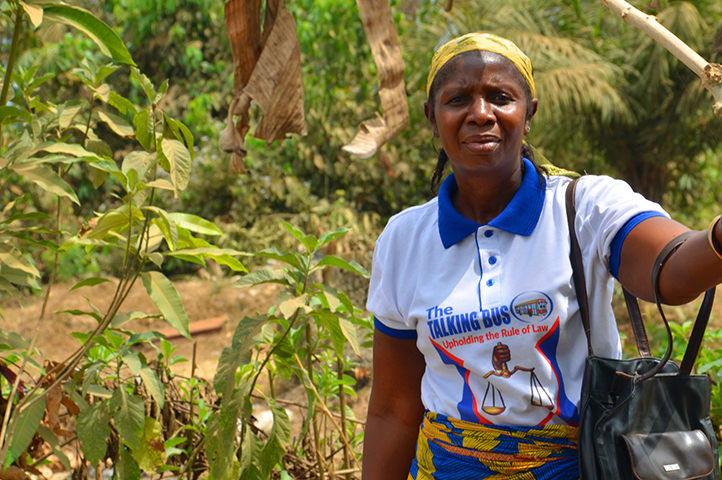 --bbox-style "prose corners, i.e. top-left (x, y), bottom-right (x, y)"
top-left (566, 178), bottom-right (719, 480)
